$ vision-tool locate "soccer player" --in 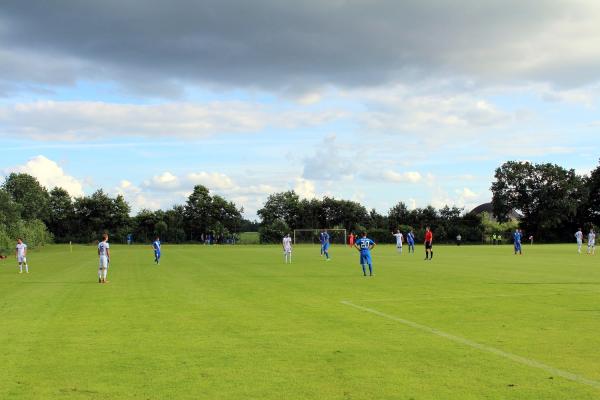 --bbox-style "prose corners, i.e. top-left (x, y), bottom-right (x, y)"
top-left (282, 233), bottom-right (292, 264)
top-left (320, 229), bottom-right (331, 260)
top-left (575, 228), bottom-right (583, 254)
top-left (424, 227), bottom-right (433, 260)
top-left (392, 230), bottom-right (403, 254)
top-left (407, 229), bottom-right (415, 253)
top-left (98, 233), bottom-right (110, 283)
top-left (348, 232), bottom-right (355, 248)
top-left (513, 229), bottom-right (522, 255)
top-left (354, 232), bottom-right (376, 276)
top-left (15, 238), bottom-right (29, 274)
top-left (152, 236), bottom-right (161, 264)
top-left (588, 229), bottom-right (596, 255)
